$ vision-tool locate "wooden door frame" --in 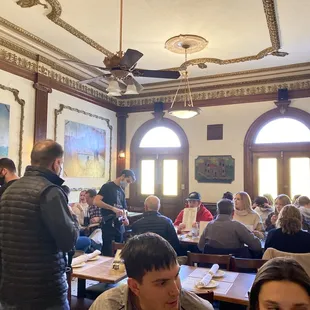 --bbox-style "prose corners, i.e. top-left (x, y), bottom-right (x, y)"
top-left (129, 117), bottom-right (189, 209)
top-left (244, 107), bottom-right (310, 198)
